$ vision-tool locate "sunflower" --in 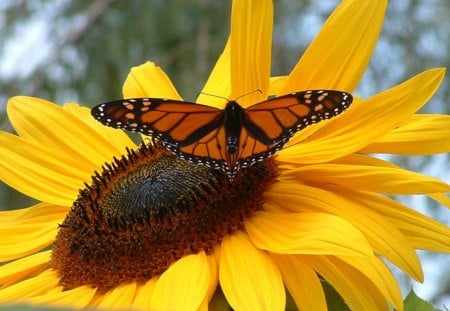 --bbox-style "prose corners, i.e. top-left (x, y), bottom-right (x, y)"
top-left (1, 0), bottom-right (450, 310)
